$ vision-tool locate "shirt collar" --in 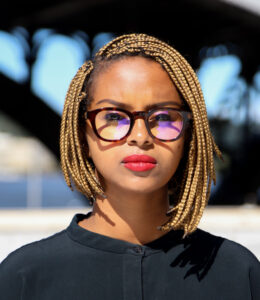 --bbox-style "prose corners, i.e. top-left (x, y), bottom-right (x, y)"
top-left (66, 212), bottom-right (186, 255)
